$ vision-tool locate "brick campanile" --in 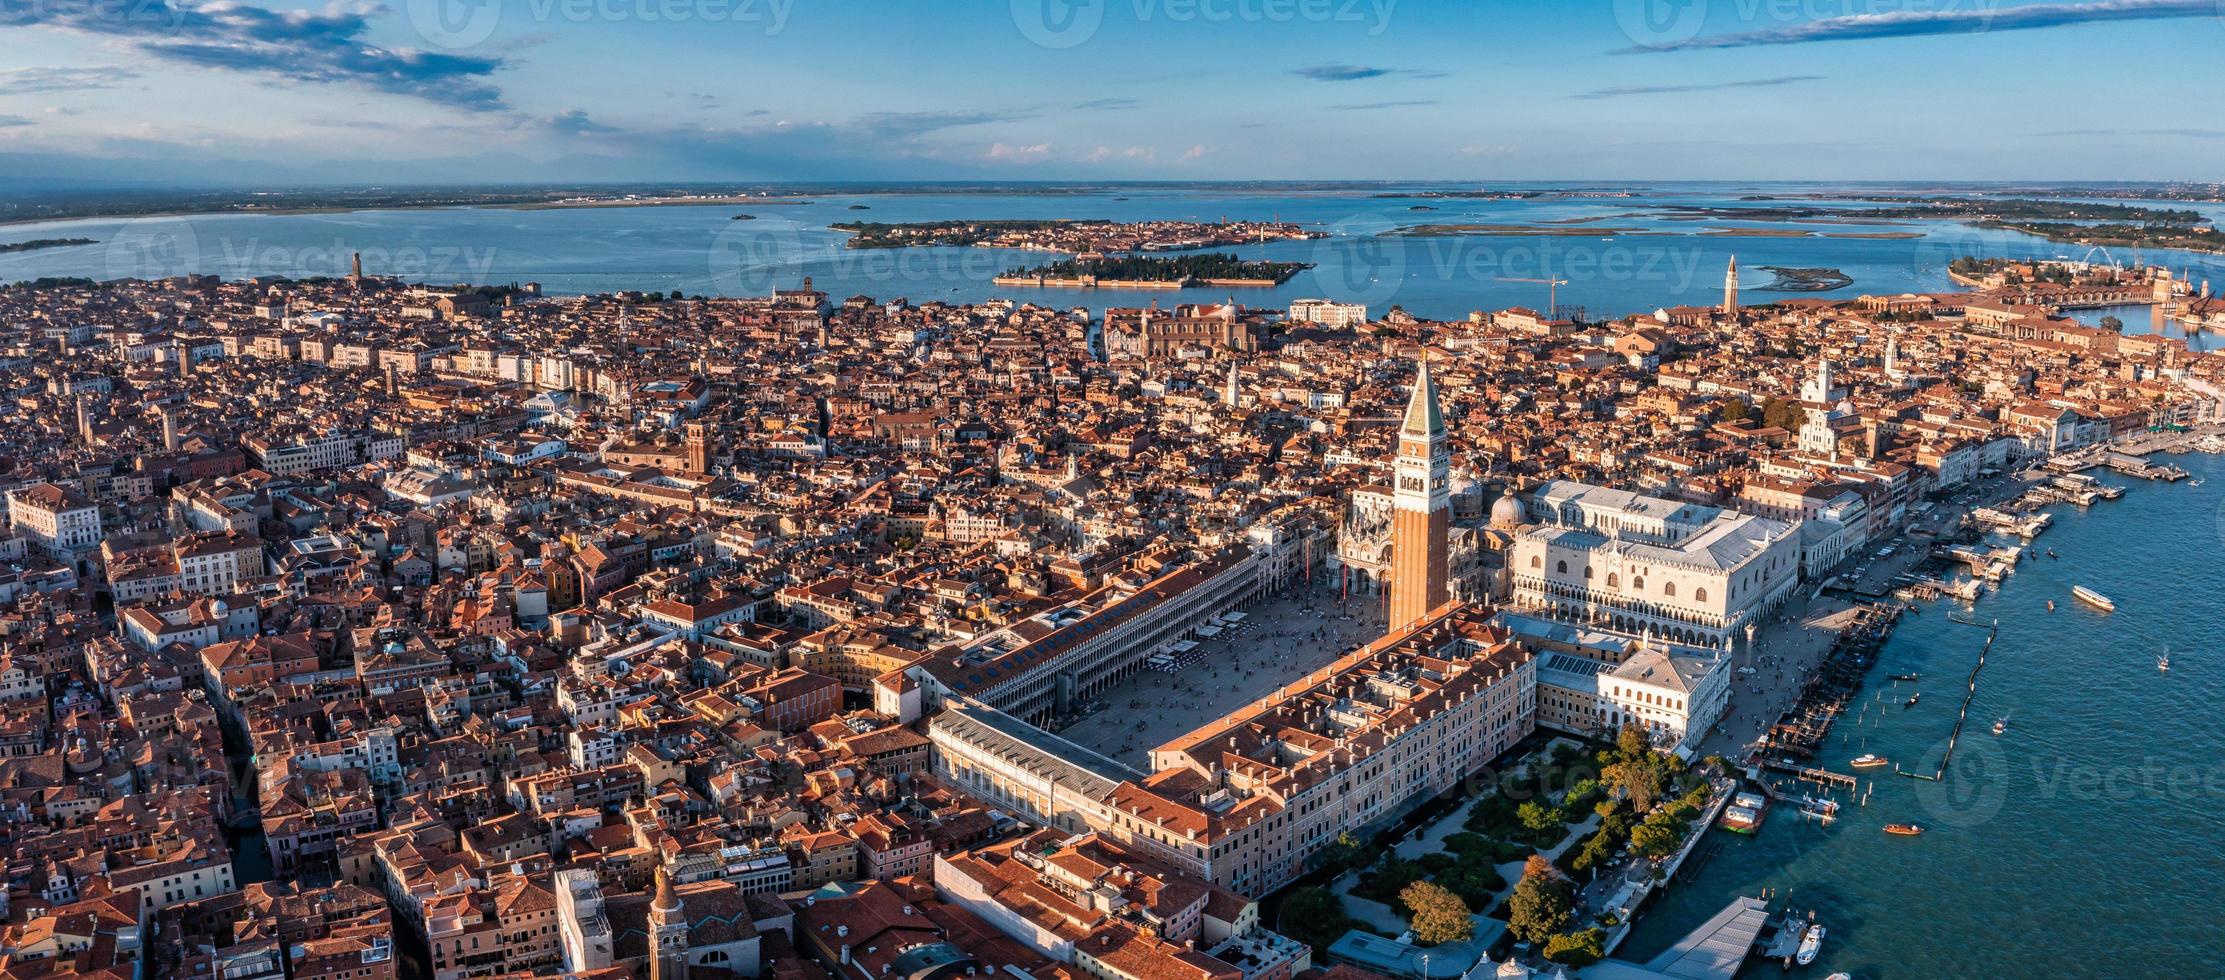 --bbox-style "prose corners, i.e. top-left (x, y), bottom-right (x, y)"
top-left (1390, 361), bottom-right (1451, 630)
